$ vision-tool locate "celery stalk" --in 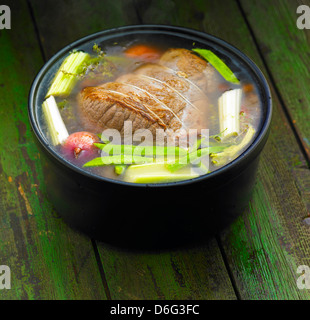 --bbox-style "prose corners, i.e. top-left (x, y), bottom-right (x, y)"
top-left (42, 96), bottom-right (69, 146)
top-left (123, 163), bottom-right (199, 183)
top-left (46, 51), bottom-right (90, 98)
top-left (218, 89), bottom-right (242, 137)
